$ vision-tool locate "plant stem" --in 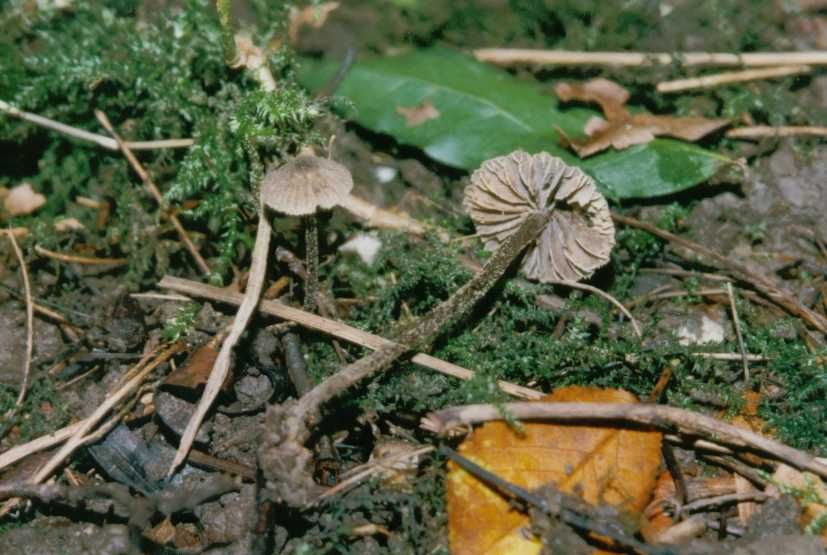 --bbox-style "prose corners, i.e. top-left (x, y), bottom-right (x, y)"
top-left (304, 215), bottom-right (319, 312)
top-left (215, 0), bottom-right (238, 67)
